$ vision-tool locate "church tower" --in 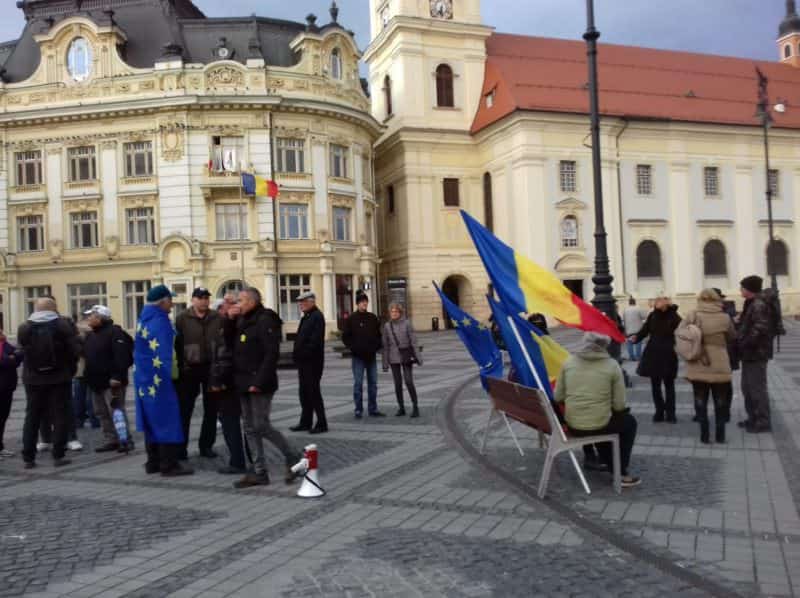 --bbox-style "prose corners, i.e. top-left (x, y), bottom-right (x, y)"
top-left (364, 1), bottom-right (494, 326)
top-left (778, 0), bottom-right (800, 66)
